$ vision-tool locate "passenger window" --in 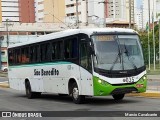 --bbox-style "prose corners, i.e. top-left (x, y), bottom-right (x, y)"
top-left (21, 47), bottom-right (29, 64)
top-left (51, 41), bottom-right (63, 60)
top-left (40, 43), bottom-right (51, 62)
top-left (8, 50), bottom-right (14, 65)
top-left (15, 49), bottom-right (21, 64)
top-left (80, 42), bottom-right (92, 71)
top-left (64, 38), bottom-right (78, 59)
